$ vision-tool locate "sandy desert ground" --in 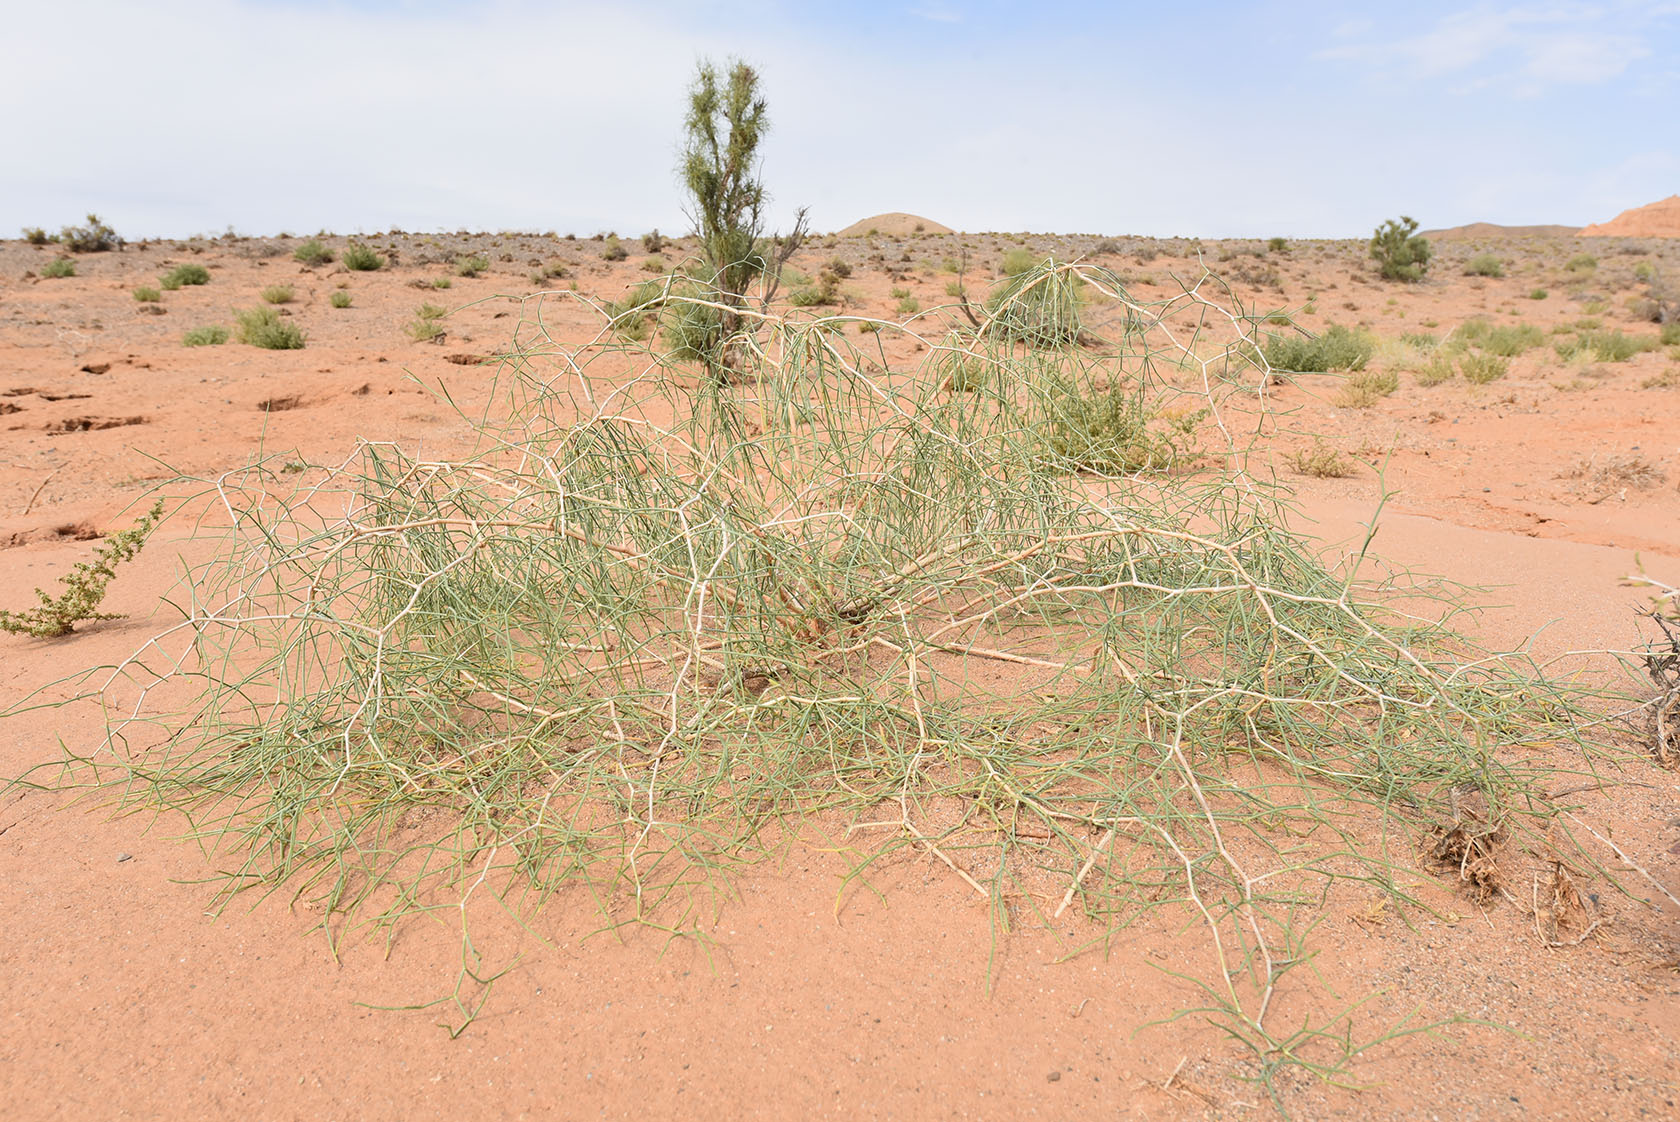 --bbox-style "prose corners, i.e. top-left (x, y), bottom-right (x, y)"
top-left (2, 219), bottom-right (1679, 1120)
